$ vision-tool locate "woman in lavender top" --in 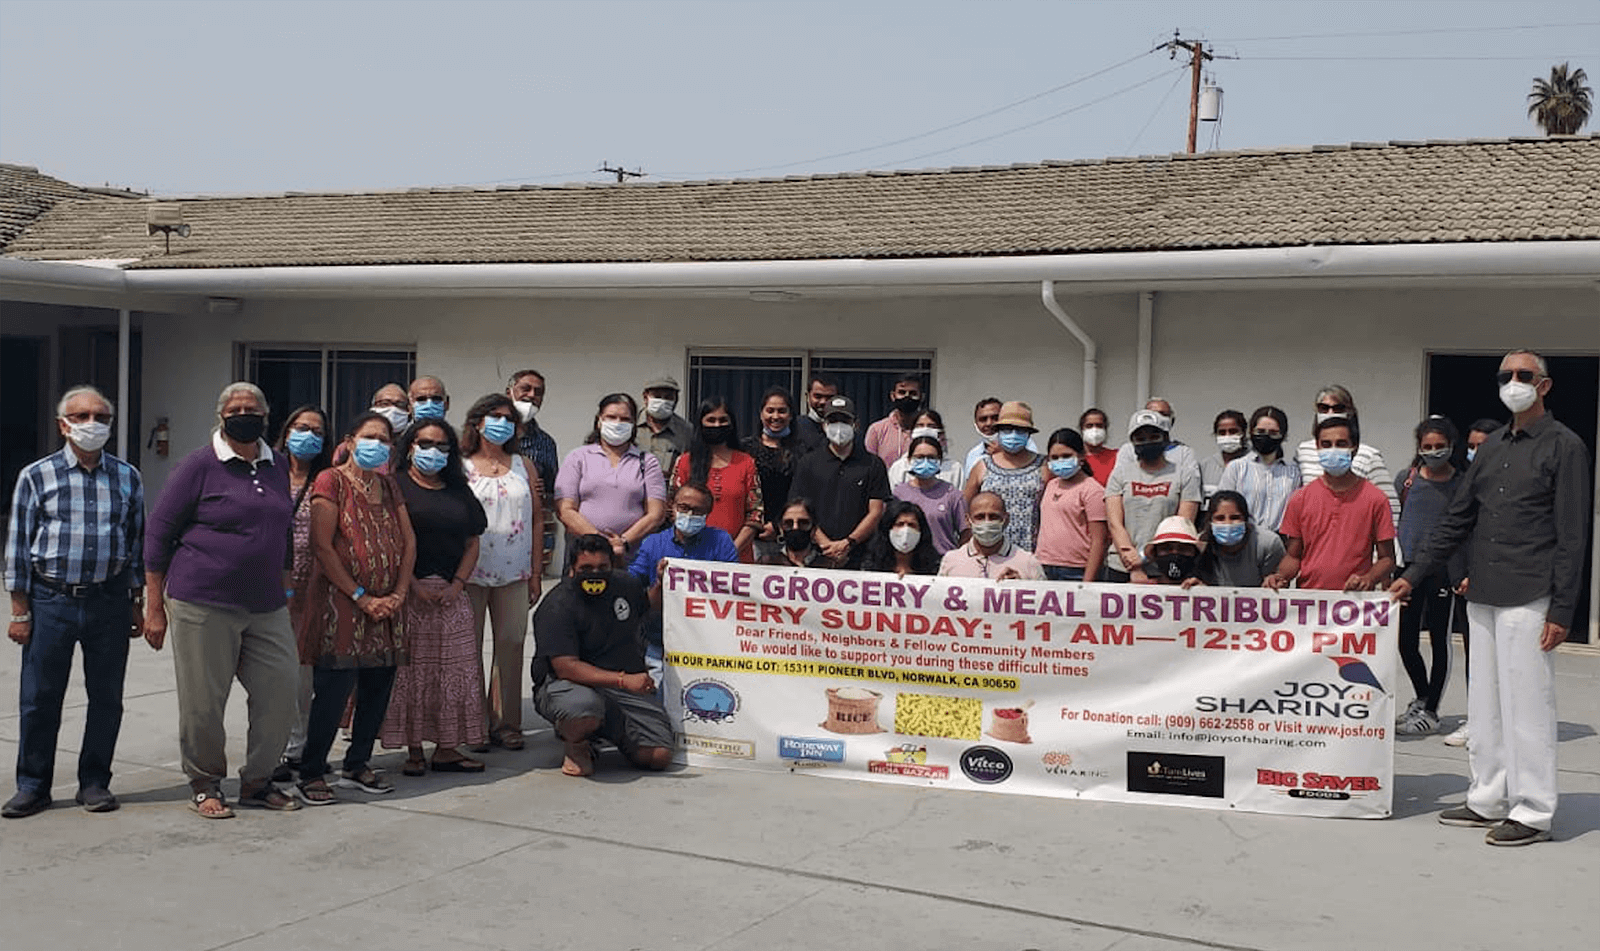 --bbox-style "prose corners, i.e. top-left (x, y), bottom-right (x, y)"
top-left (144, 382), bottom-right (301, 817)
top-left (554, 392), bottom-right (667, 564)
